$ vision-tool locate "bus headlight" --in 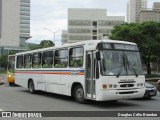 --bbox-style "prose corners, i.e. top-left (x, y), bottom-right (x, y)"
top-left (109, 84), bottom-right (112, 88)
top-left (113, 84), bottom-right (117, 88)
top-left (8, 74), bottom-right (11, 77)
top-left (108, 84), bottom-right (117, 88)
top-left (140, 83), bottom-right (144, 87)
top-left (137, 83), bottom-right (144, 87)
